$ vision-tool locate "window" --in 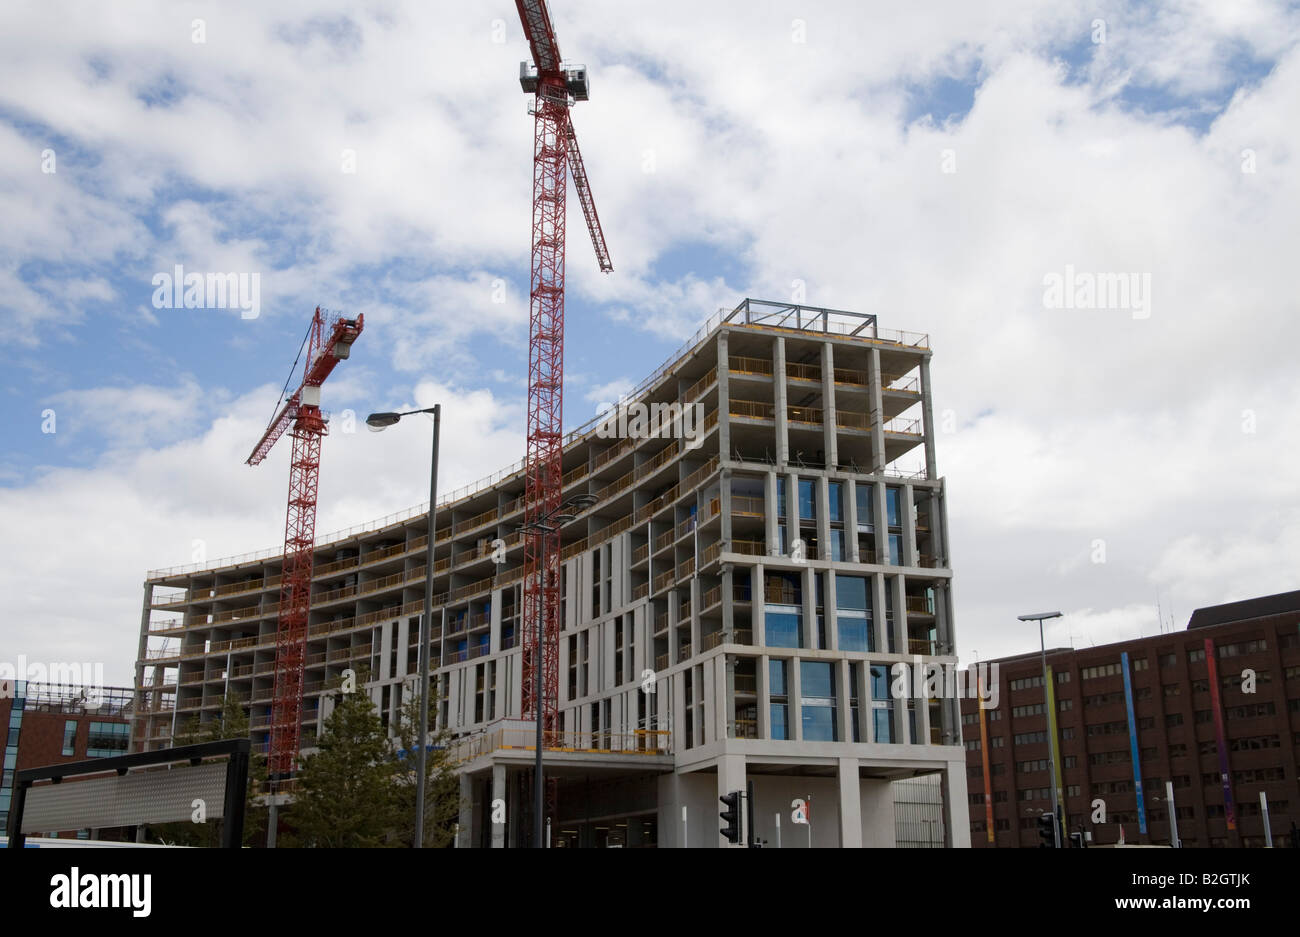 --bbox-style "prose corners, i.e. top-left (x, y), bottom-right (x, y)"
top-left (1056, 671), bottom-right (1071, 684)
top-left (1165, 713), bottom-right (1183, 727)
top-left (1012, 703), bottom-right (1044, 717)
top-left (1187, 648), bottom-right (1205, 663)
top-left (1163, 684), bottom-right (1181, 697)
top-left (61, 720), bottom-right (77, 756)
top-left (855, 483), bottom-right (874, 530)
top-left (800, 662), bottom-right (837, 742)
top-left (1158, 653), bottom-right (1176, 668)
top-left (1010, 676), bottom-right (1044, 691)
top-left (777, 477), bottom-right (788, 518)
top-left (1132, 657), bottom-right (1149, 671)
top-left (835, 575), bottom-right (872, 652)
top-left (798, 478), bottom-right (816, 521)
top-left (1058, 698), bottom-right (1073, 712)
top-left (828, 482), bottom-right (843, 523)
top-left (885, 487), bottom-right (901, 528)
top-left (769, 660), bottom-right (789, 740)
top-left (1014, 731), bottom-right (1047, 745)
top-left (764, 573), bottom-right (802, 648)
top-left (871, 664), bottom-right (894, 743)
top-left (888, 533), bottom-right (903, 566)
top-left (1081, 662), bottom-right (1122, 680)
top-left (86, 722), bottom-right (128, 758)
